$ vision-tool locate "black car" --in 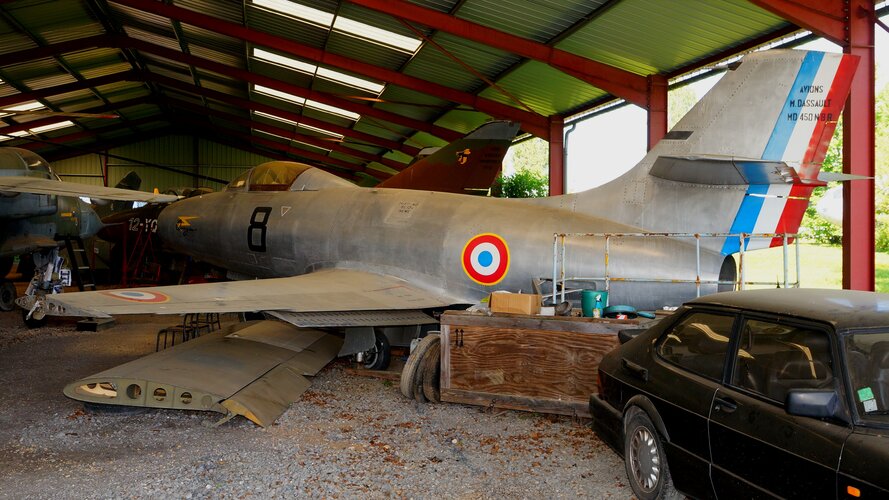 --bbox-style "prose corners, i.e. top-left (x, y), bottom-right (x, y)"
top-left (590, 289), bottom-right (889, 499)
